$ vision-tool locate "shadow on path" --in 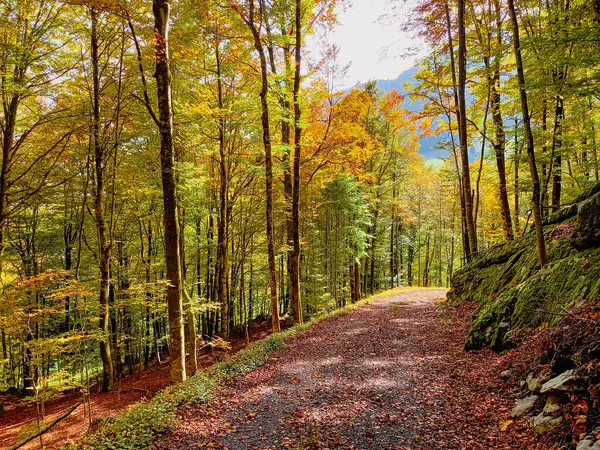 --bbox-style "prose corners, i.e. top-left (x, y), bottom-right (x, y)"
top-left (155, 289), bottom-right (525, 450)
